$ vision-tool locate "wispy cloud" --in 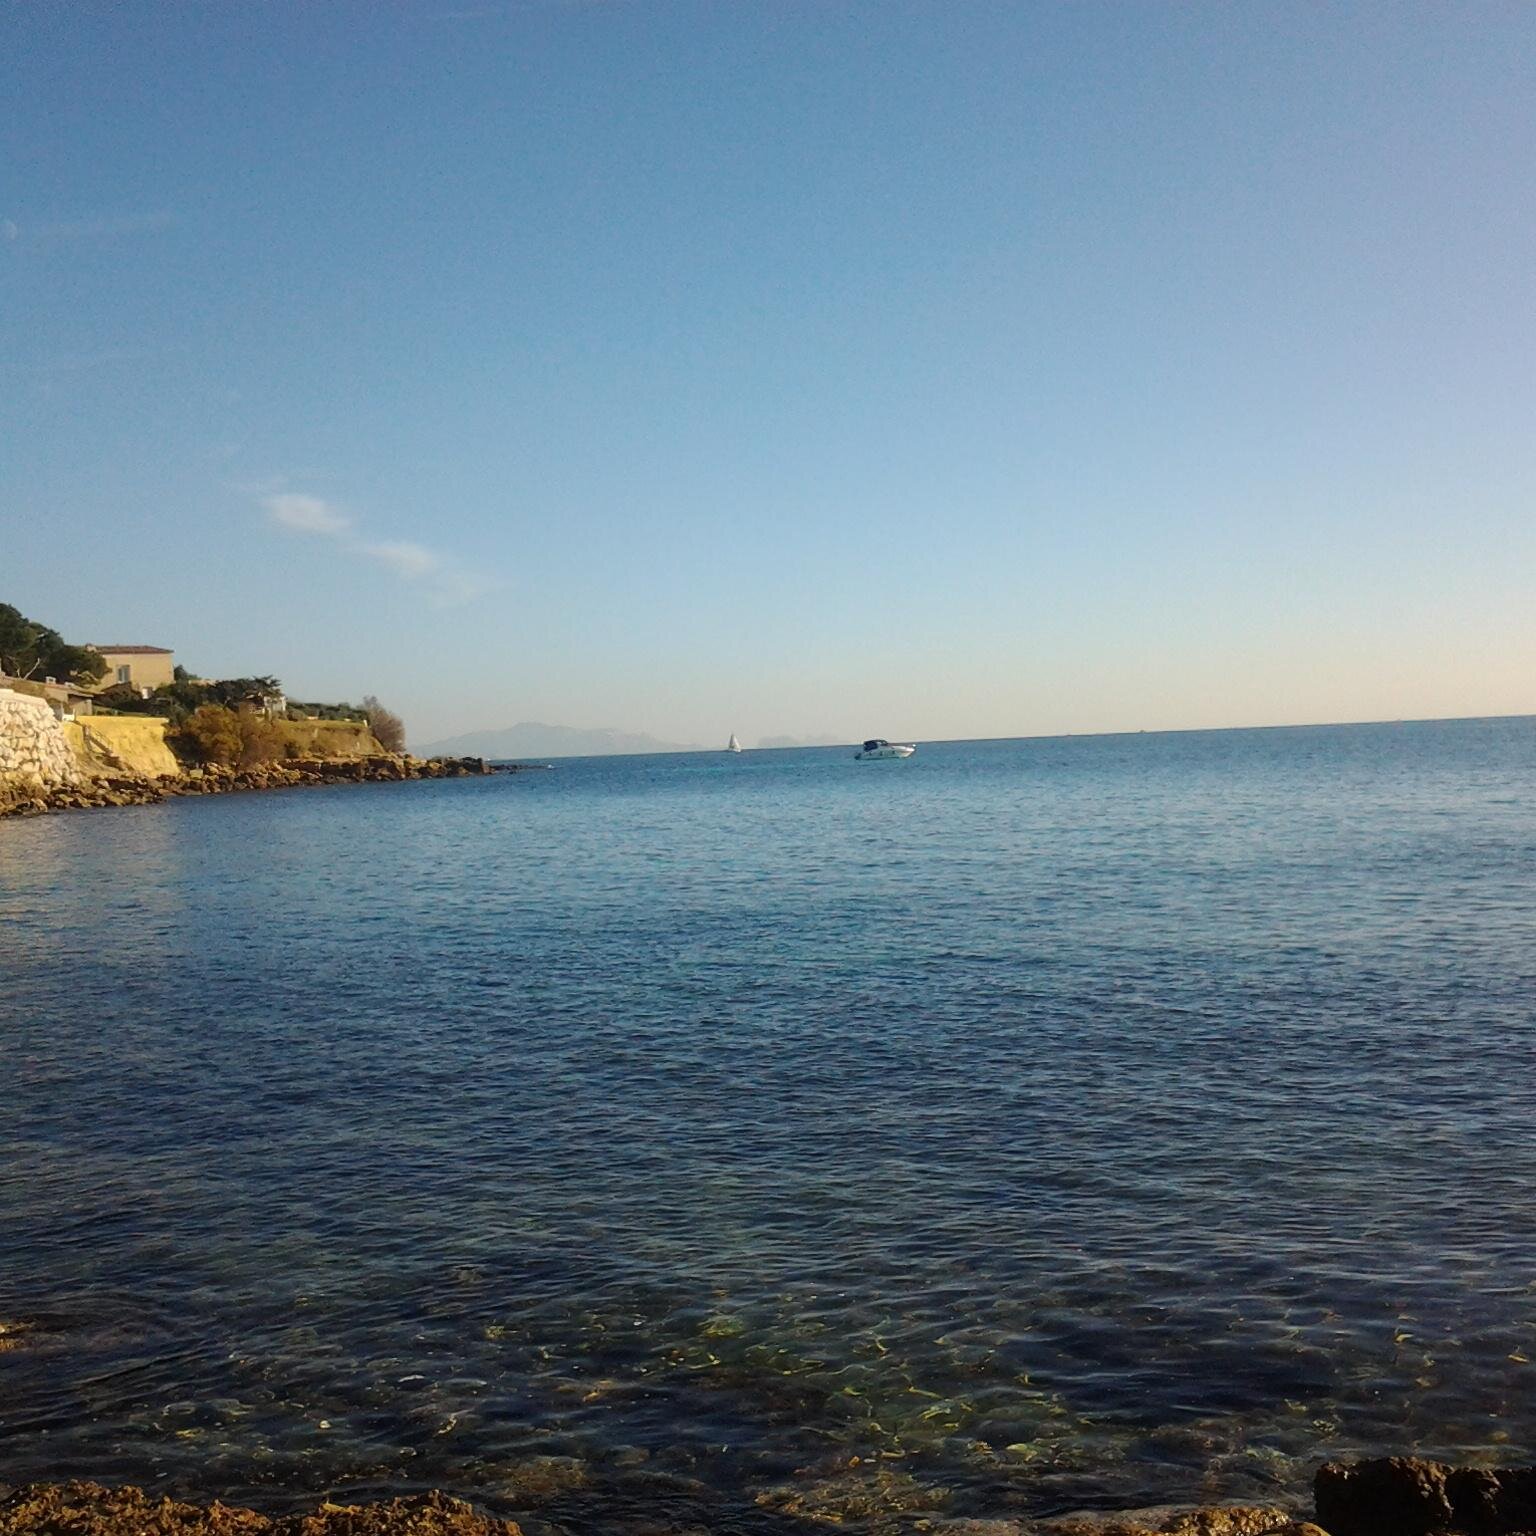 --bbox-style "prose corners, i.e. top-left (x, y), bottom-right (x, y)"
top-left (363, 539), bottom-right (440, 578)
top-left (265, 493), bottom-right (354, 535)
top-left (421, 567), bottom-right (493, 606)
top-left (3, 210), bottom-right (174, 242)
top-left (257, 488), bottom-right (491, 606)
